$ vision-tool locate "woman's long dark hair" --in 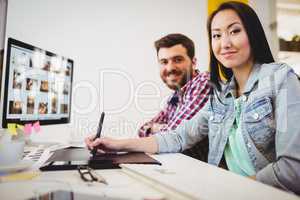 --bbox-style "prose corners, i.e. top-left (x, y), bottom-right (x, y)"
top-left (207, 1), bottom-right (275, 91)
